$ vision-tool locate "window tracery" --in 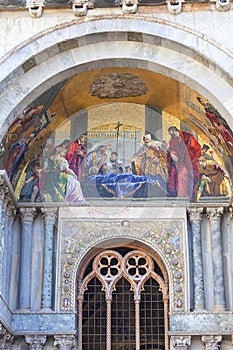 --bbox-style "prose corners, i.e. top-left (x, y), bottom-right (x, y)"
top-left (77, 249), bottom-right (169, 350)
